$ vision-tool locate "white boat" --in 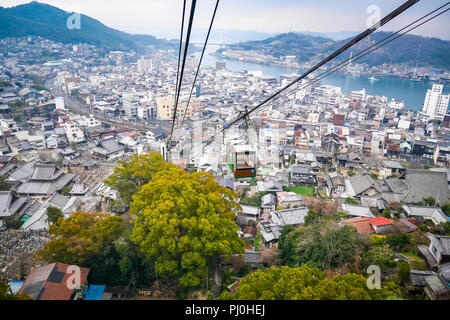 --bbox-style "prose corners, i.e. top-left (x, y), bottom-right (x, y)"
top-left (368, 76), bottom-right (379, 81)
